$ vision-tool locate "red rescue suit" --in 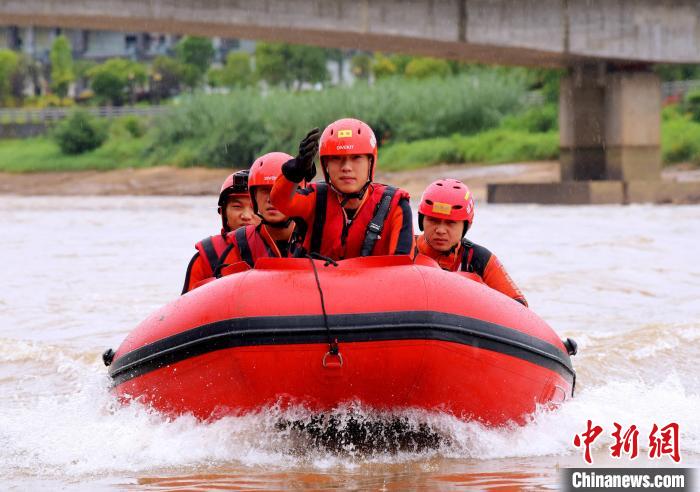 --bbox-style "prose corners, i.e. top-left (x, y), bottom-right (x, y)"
top-left (416, 235), bottom-right (528, 306)
top-left (270, 179), bottom-right (414, 261)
